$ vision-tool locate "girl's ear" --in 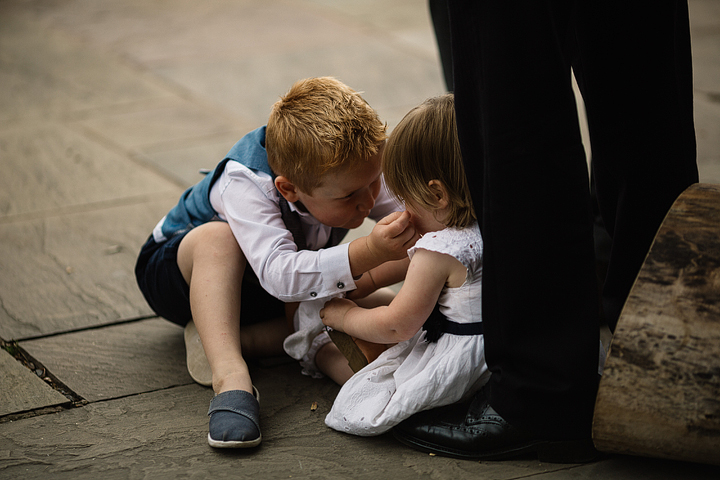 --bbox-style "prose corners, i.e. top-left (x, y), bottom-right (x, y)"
top-left (275, 176), bottom-right (300, 203)
top-left (428, 180), bottom-right (449, 209)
